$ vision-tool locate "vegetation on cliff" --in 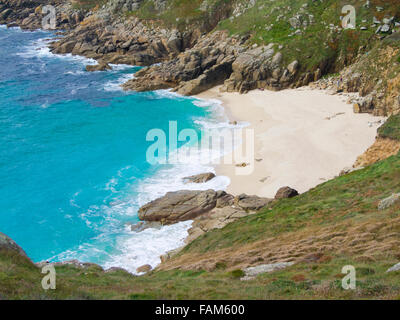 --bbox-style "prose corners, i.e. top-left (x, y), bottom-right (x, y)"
top-left (2, 143), bottom-right (400, 299)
